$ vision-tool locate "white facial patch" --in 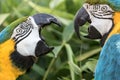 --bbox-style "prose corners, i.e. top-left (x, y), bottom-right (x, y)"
top-left (83, 3), bottom-right (114, 36)
top-left (11, 17), bottom-right (41, 56)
